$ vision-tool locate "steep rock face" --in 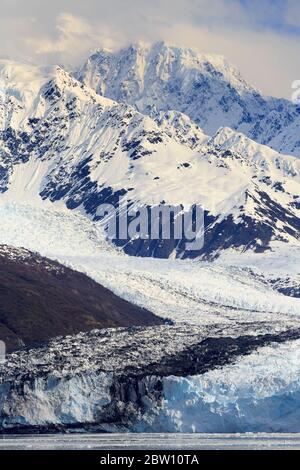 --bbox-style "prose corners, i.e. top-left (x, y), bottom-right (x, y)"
top-left (0, 245), bottom-right (164, 352)
top-left (78, 42), bottom-right (300, 157)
